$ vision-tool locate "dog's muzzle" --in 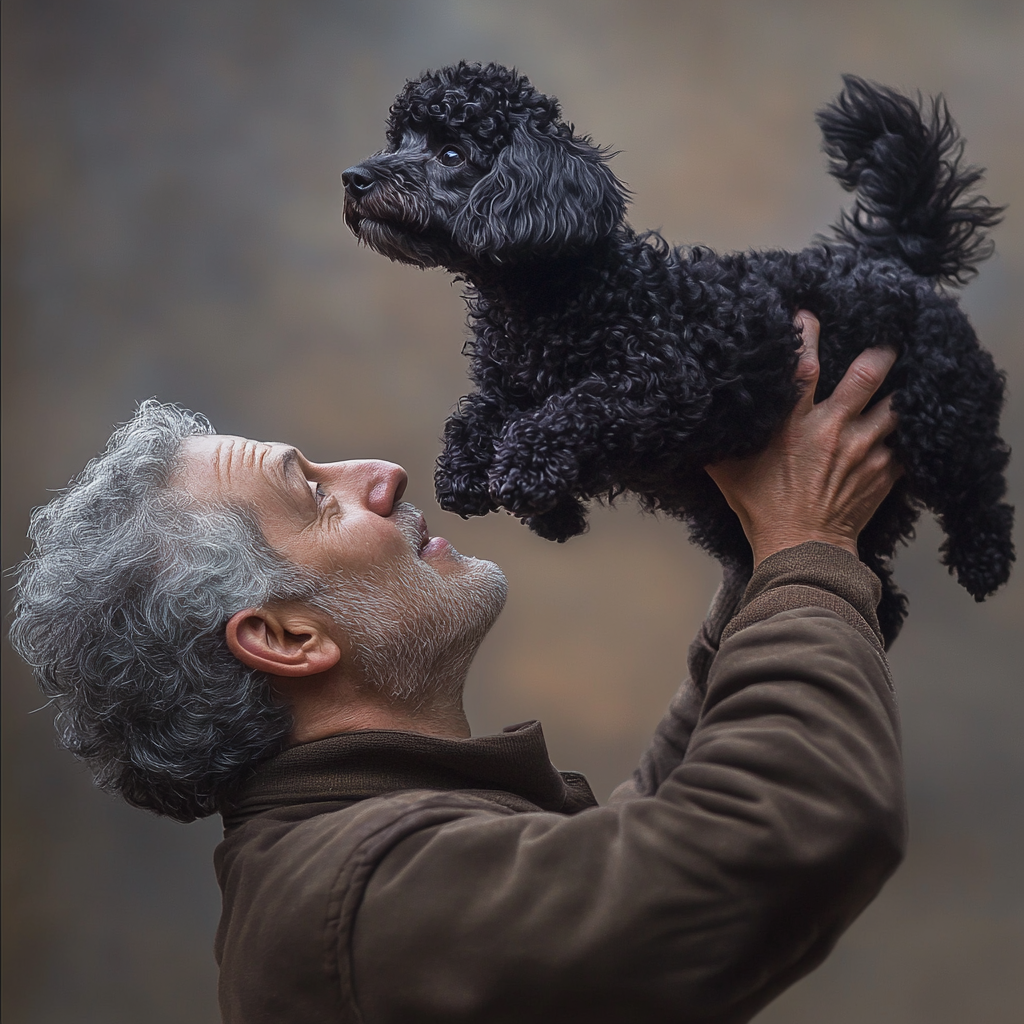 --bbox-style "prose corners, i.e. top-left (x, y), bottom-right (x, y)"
top-left (342, 165), bottom-right (377, 199)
